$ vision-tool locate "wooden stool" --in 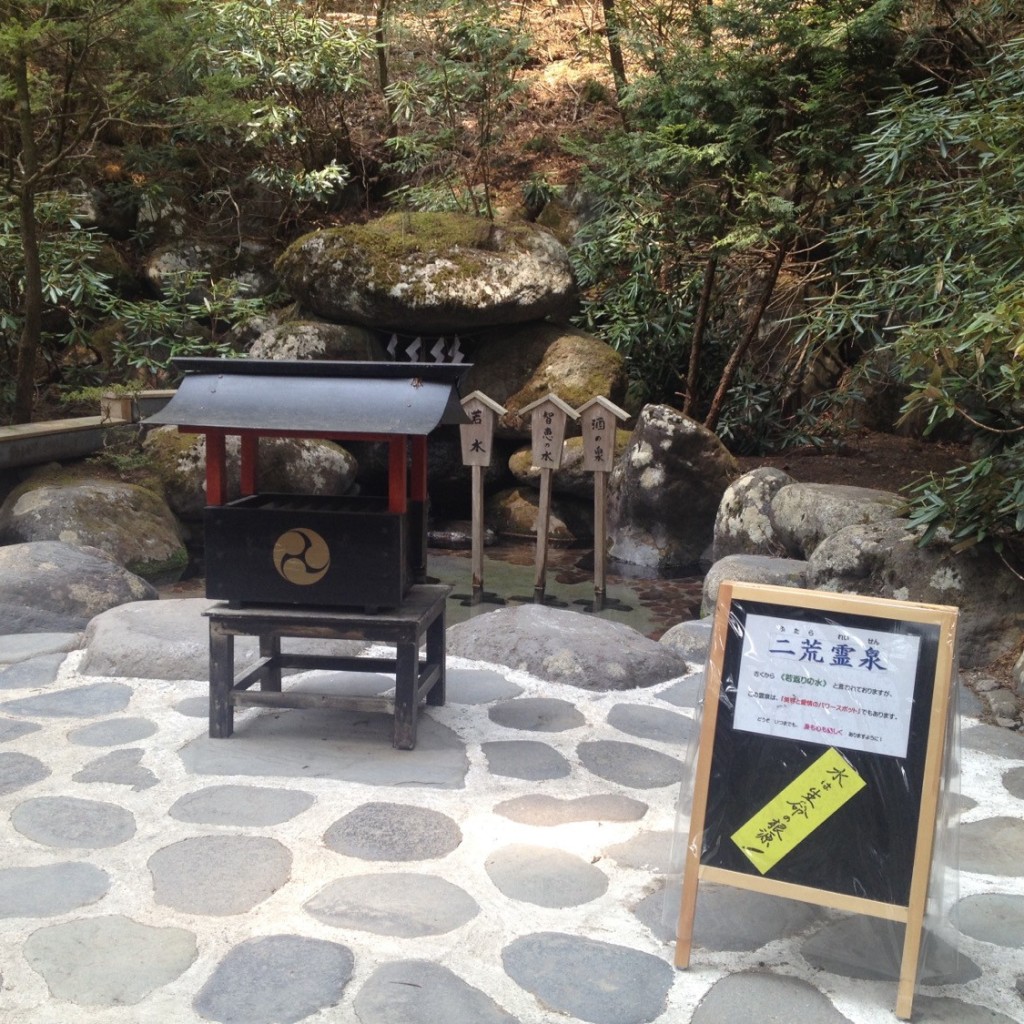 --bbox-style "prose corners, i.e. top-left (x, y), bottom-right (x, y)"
top-left (204, 584), bottom-right (448, 750)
